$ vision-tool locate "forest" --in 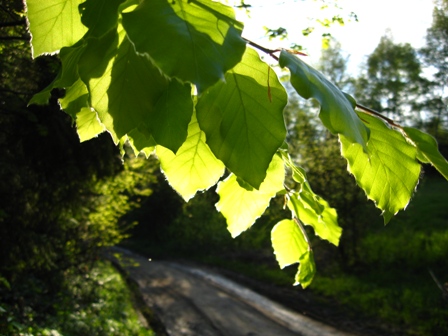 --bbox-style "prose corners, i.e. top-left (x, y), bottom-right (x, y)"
top-left (1, 0), bottom-right (447, 335)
